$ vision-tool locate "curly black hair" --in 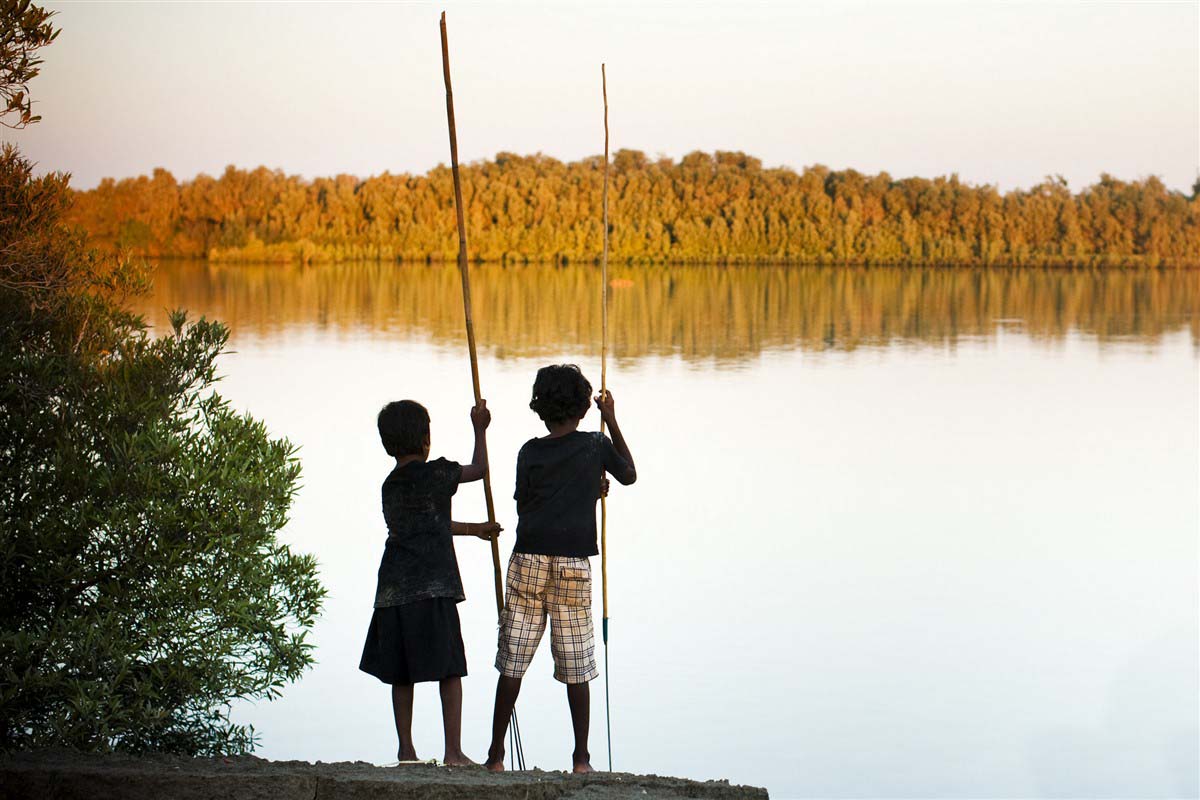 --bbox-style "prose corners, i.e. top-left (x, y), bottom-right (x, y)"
top-left (529, 364), bottom-right (592, 424)
top-left (377, 400), bottom-right (430, 457)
